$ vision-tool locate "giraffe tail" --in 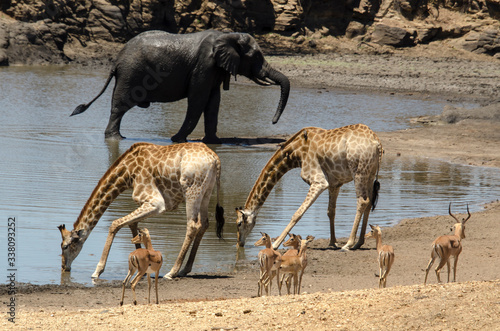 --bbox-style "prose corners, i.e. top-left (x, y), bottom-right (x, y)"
top-left (371, 141), bottom-right (383, 211)
top-left (216, 204), bottom-right (224, 239)
top-left (215, 157), bottom-right (225, 239)
top-left (371, 180), bottom-right (380, 211)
